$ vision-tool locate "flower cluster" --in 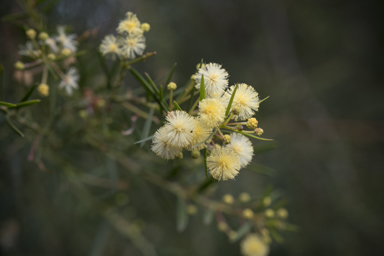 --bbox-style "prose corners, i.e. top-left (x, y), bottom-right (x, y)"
top-left (99, 12), bottom-right (150, 59)
top-left (16, 26), bottom-right (79, 95)
top-left (151, 62), bottom-right (268, 181)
